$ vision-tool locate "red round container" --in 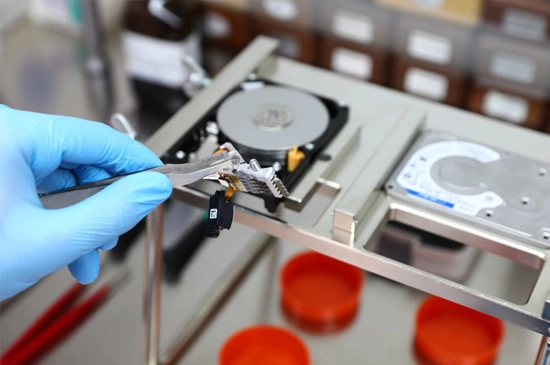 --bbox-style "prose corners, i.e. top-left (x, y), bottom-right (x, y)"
top-left (219, 325), bottom-right (310, 365)
top-left (415, 296), bottom-right (505, 365)
top-left (280, 251), bottom-right (364, 332)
